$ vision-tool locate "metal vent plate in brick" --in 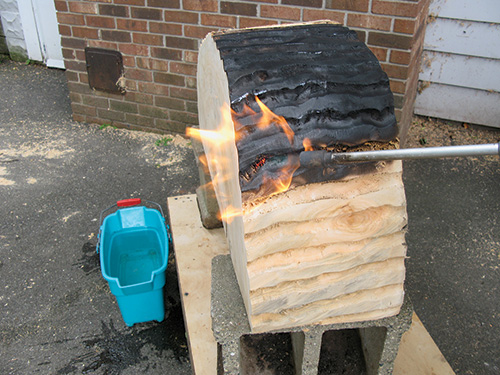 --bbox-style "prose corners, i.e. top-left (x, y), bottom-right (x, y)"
top-left (85, 48), bottom-right (124, 94)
